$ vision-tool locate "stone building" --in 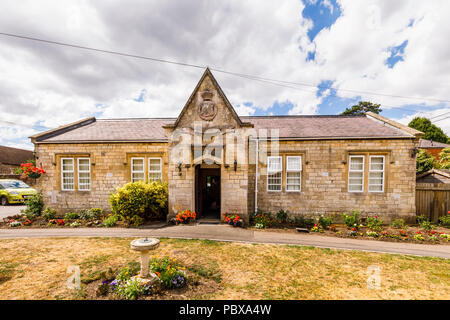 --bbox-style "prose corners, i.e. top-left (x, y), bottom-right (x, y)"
top-left (418, 139), bottom-right (450, 160)
top-left (0, 145), bottom-right (34, 175)
top-left (30, 68), bottom-right (423, 223)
